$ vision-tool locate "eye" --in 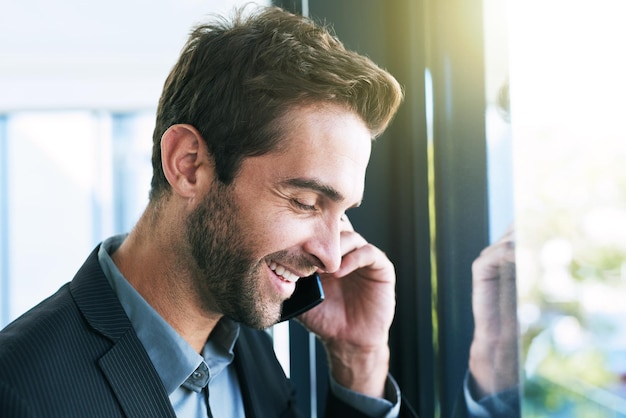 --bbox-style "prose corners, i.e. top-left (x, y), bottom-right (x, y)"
top-left (291, 198), bottom-right (317, 212)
